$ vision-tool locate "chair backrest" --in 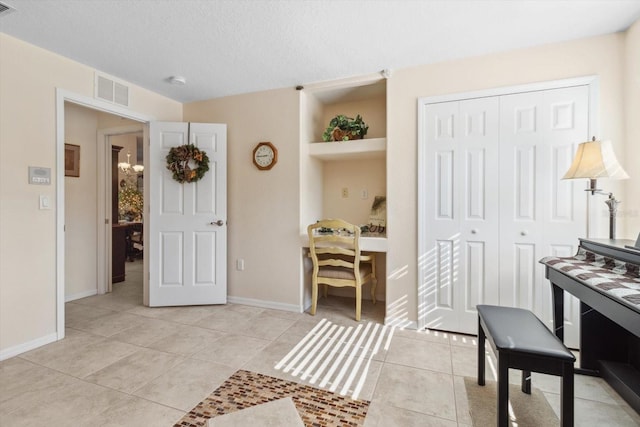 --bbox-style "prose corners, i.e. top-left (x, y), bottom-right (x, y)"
top-left (307, 219), bottom-right (362, 279)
